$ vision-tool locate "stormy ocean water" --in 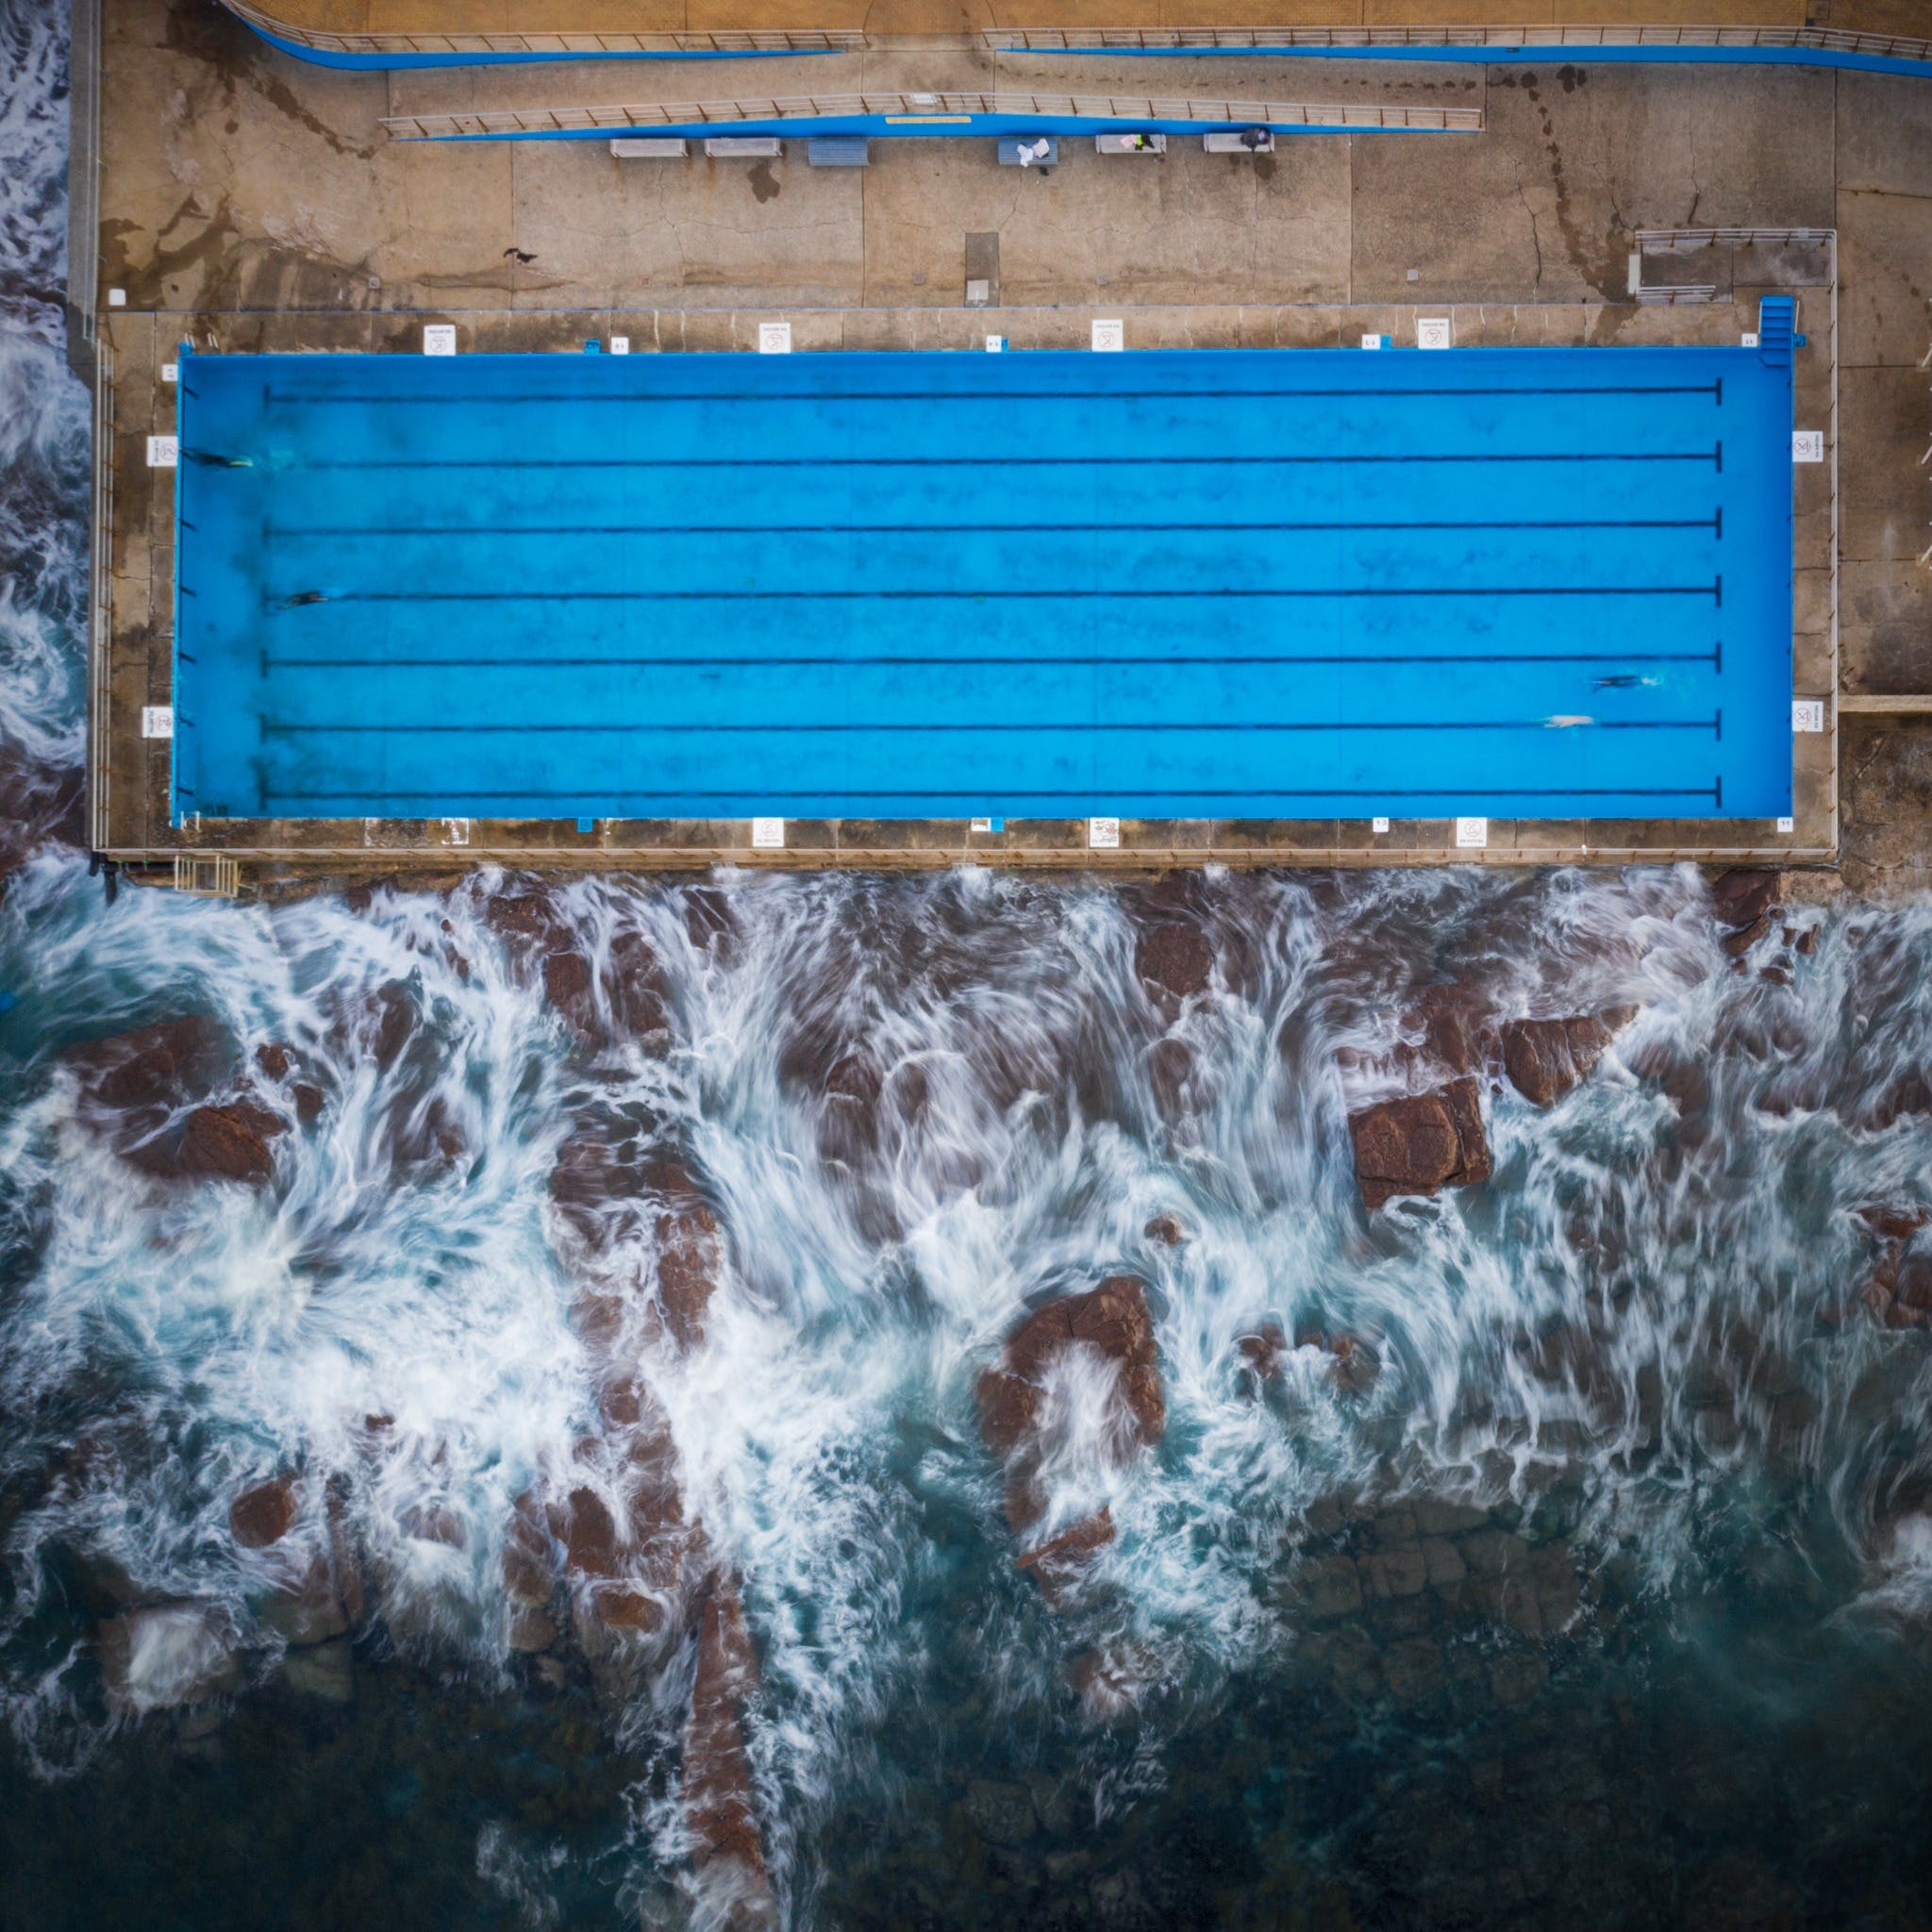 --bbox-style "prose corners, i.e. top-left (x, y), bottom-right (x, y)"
top-left (8, 12), bottom-right (1932, 1932)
